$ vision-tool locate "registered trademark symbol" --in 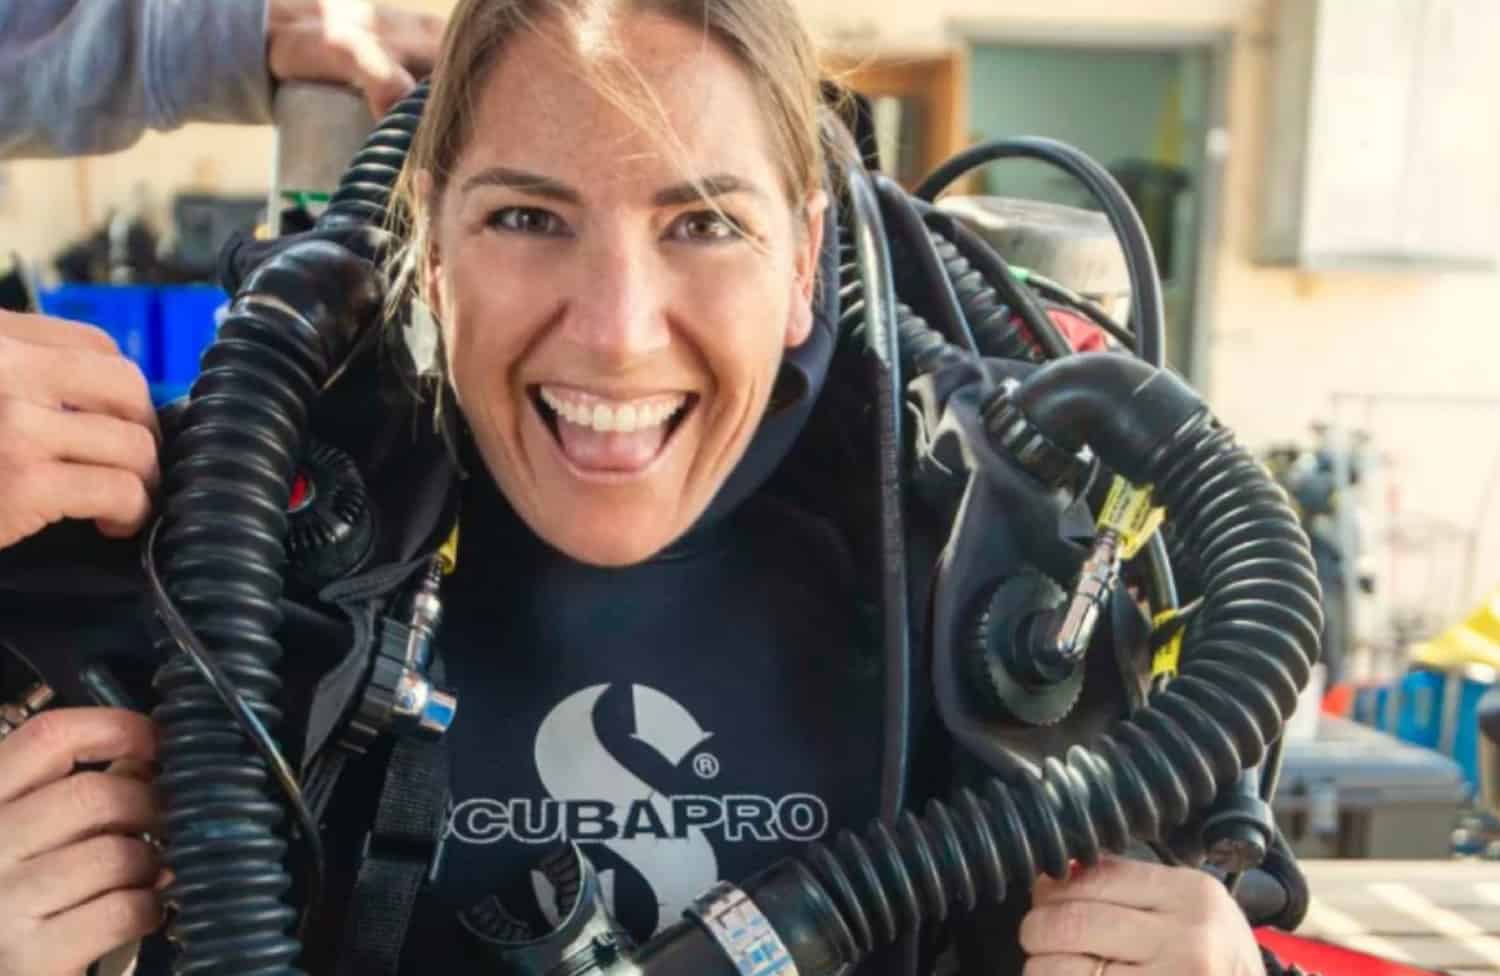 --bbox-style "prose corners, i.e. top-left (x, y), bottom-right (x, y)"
top-left (693, 752), bottom-right (721, 780)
